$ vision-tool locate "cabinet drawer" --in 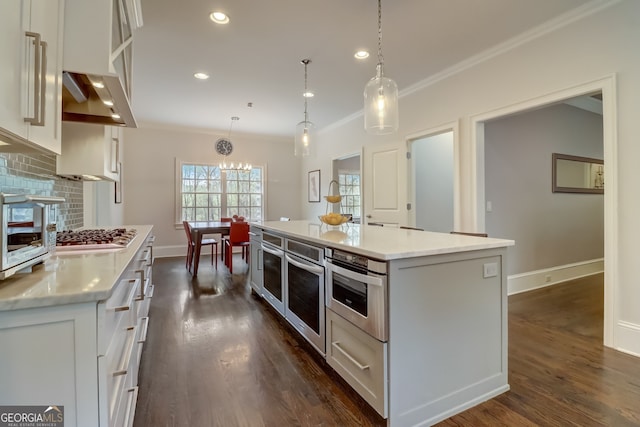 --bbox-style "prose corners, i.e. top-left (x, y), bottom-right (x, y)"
top-left (112, 386), bottom-right (138, 427)
top-left (106, 324), bottom-right (136, 419)
top-left (326, 309), bottom-right (388, 417)
top-left (99, 278), bottom-right (139, 355)
top-left (136, 282), bottom-right (153, 319)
